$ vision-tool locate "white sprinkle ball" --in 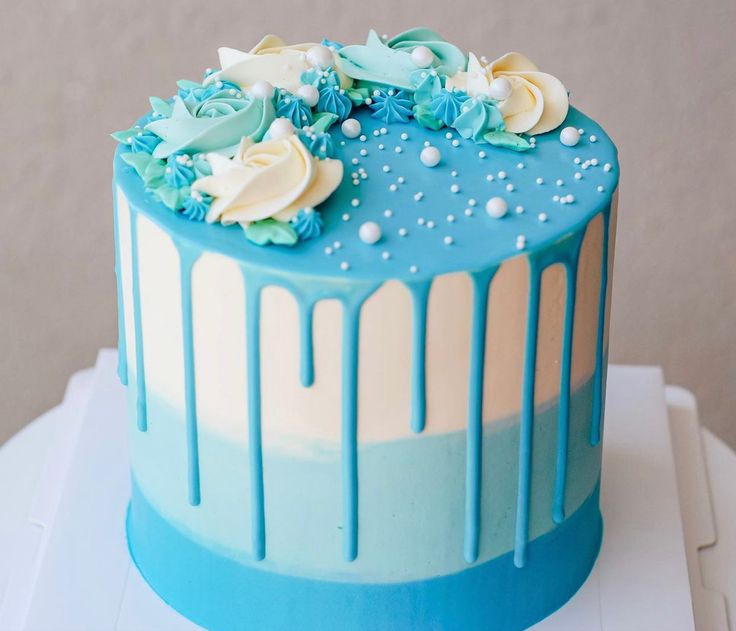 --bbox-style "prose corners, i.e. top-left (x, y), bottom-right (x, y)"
top-left (565, 194), bottom-right (575, 203)
top-left (556, 179), bottom-right (564, 186)
top-left (359, 135), bottom-right (367, 142)
top-left (538, 212), bottom-right (548, 222)
top-left (420, 146), bottom-right (441, 167)
top-left (506, 183), bottom-right (514, 192)
top-left (395, 146), bottom-right (403, 154)
top-left (389, 184), bottom-right (398, 192)
top-left (382, 165), bottom-right (391, 173)
top-left (553, 195), bottom-right (561, 202)
top-left (340, 261), bottom-right (350, 271)
top-left (578, 128), bottom-right (585, 135)
top-left (417, 217), bottom-right (426, 225)
top-left (447, 214), bottom-right (456, 223)
top-left (515, 205), bottom-right (525, 214)
top-left (517, 162), bottom-right (525, 169)
top-left (410, 265), bottom-right (419, 274)
top-left (324, 246), bottom-right (333, 255)
top-left (479, 151), bottom-right (487, 159)
top-left (398, 227), bottom-right (408, 237)
top-left (590, 134), bottom-right (598, 143)
top-left (488, 76), bottom-right (513, 100)
top-left (559, 126), bottom-right (581, 147)
top-left (397, 176), bottom-right (405, 184)
top-left (351, 158), bottom-right (359, 165)
top-left (341, 118), bottom-right (361, 139)
top-left (591, 158), bottom-right (599, 166)
top-left (574, 172), bottom-right (583, 180)
top-left (574, 157), bottom-right (581, 164)
top-left (597, 185), bottom-right (605, 193)
top-left (413, 192), bottom-right (424, 201)
top-left (451, 170), bottom-right (458, 177)
top-left (468, 198), bottom-right (477, 207)
top-left (452, 139), bottom-right (460, 147)
top-left (380, 127), bottom-right (388, 135)
top-left (382, 251), bottom-right (391, 260)
top-left (297, 85), bottom-right (319, 107)
top-left (359, 148), bottom-right (368, 157)
top-left (342, 213), bottom-right (350, 221)
top-left (516, 235), bottom-right (527, 250)
top-left (378, 143), bottom-right (385, 150)
top-left (307, 45), bottom-right (334, 69)
top-left (268, 117), bottom-right (295, 140)
top-left (445, 132), bottom-right (453, 140)
top-left (424, 141), bottom-right (431, 147)
top-left (536, 177), bottom-right (544, 185)
top-left (604, 163), bottom-right (613, 172)
top-left (351, 198), bottom-right (360, 207)
top-left (359, 221), bottom-right (382, 245)
top-left (411, 45), bottom-right (434, 68)
top-left (427, 220), bottom-right (436, 229)
top-left (486, 174), bottom-right (495, 182)
top-left (485, 196), bottom-right (508, 219)
top-left (498, 171), bottom-right (507, 180)
top-left (373, 129), bottom-right (381, 137)
top-left (464, 208), bottom-right (474, 217)
top-left (400, 132), bottom-right (409, 141)
top-left (450, 183), bottom-right (460, 193)
top-left (250, 80), bottom-right (274, 100)
top-left (444, 236), bottom-right (454, 245)
top-left (333, 241), bottom-right (342, 250)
